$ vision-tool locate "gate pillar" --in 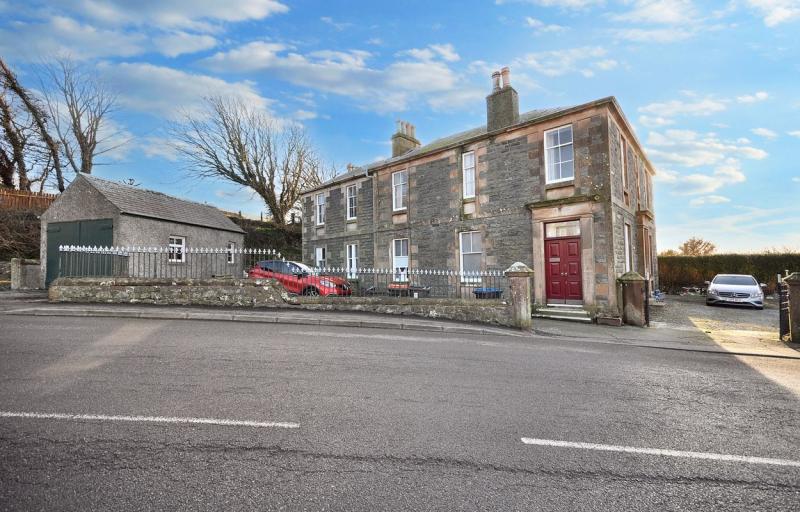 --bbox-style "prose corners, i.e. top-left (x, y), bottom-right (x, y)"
top-left (505, 262), bottom-right (535, 330)
top-left (618, 271), bottom-right (647, 327)
top-left (784, 272), bottom-right (800, 343)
